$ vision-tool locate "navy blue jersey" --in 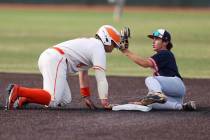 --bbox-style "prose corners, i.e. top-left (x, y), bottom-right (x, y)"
top-left (150, 50), bottom-right (182, 79)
